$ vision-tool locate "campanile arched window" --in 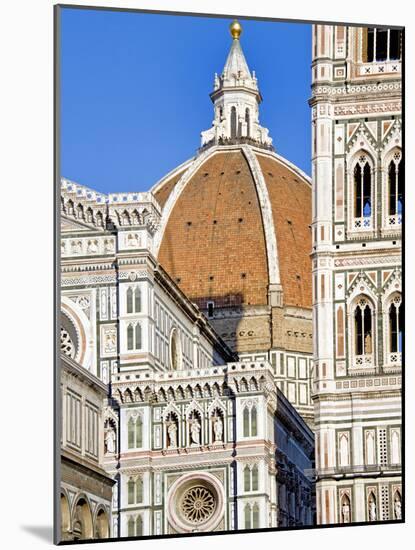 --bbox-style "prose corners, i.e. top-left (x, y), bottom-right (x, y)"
top-left (354, 157), bottom-right (372, 222)
top-left (364, 28), bottom-right (402, 62)
top-left (352, 296), bottom-right (375, 370)
top-left (389, 294), bottom-right (402, 354)
top-left (388, 151), bottom-right (403, 219)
